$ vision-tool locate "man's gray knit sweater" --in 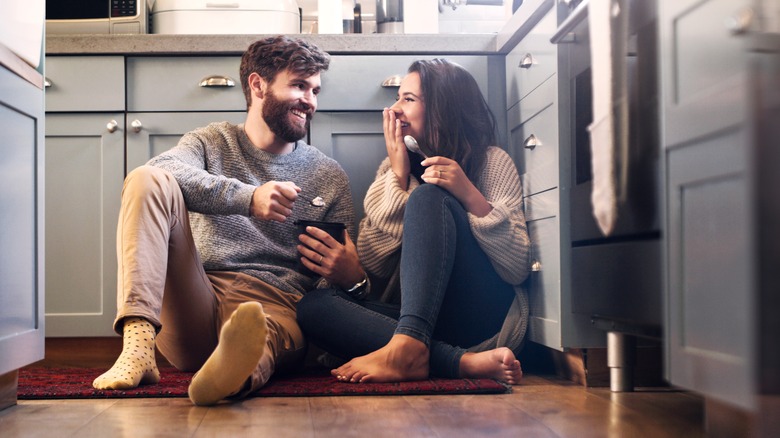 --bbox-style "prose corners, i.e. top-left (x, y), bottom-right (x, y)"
top-left (147, 121), bottom-right (355, 295)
